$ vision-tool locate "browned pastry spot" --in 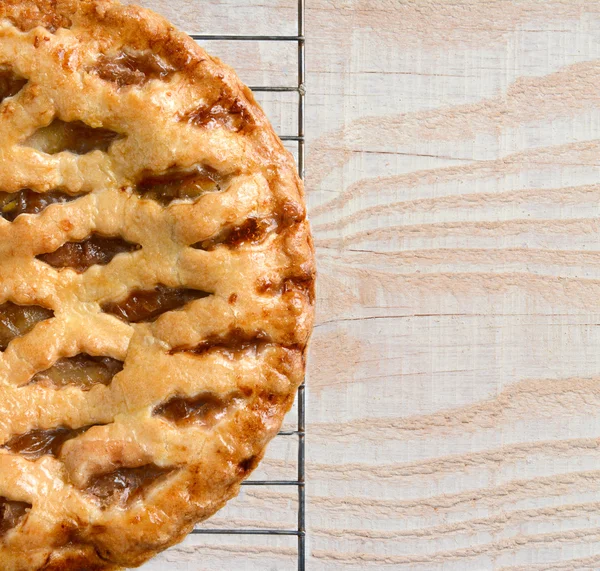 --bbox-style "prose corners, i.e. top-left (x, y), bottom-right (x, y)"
top-left (0, 189), bottom-right (84, 222)
top-left (193, 217), bottom-right (279, 251)
top-left (2, 426), bottom-right (90, 460)
top-left (24, 119), bottom-right (121, 155)
top-left (0, 67), bottom-right (27, 103)
top-left (93, 49), bottom-right (175, 87)
top-left (101, 285), bottom-right (210, 323)
top-left (183, 92), bottom-right (253, 132)
top-left (37, 234), bottom-right (141, 273)
top-left (0, 497), bottom-right (31, 537)
top-left (28, 354), bottom-right (124, 390)
top-left (153, 393), bottom-right (232, 428)
top-left (86, 465), bottom-right (173, 507)
top-left (135, 165), bottom-right (227, 205)
top-left (0, 302), bottom-right (54, 351)
top-left (237, 454), bottom-right (259, 476)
